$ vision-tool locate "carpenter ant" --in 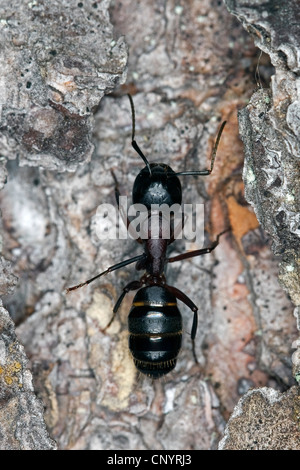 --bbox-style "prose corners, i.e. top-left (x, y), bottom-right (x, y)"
top-left (67, 94), bottom-right (227, 378)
